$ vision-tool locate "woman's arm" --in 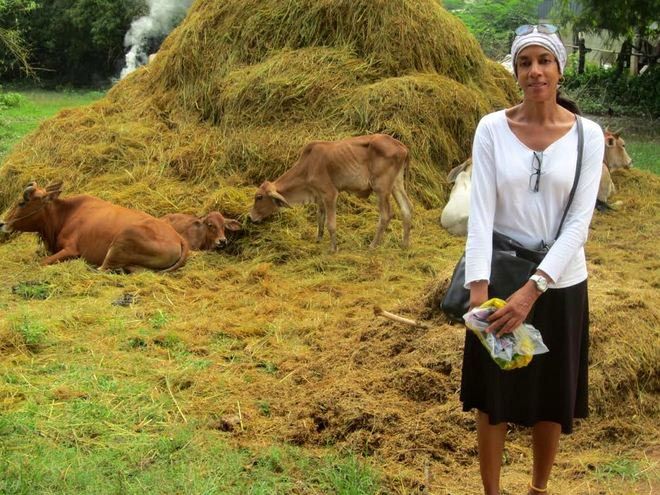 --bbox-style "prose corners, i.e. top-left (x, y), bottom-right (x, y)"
top-left (464, 116), bottom-right (497, 289)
